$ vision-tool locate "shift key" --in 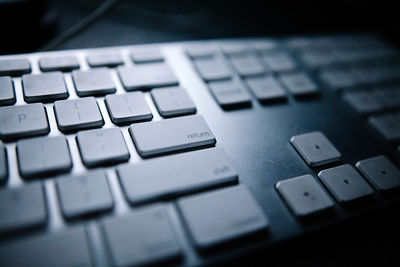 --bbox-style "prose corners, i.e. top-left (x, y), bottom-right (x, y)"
top-left (129, 115), bottom-right (216, 157)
